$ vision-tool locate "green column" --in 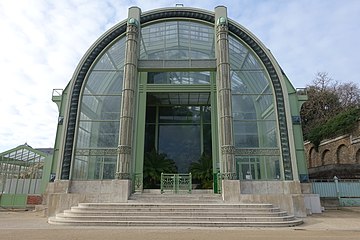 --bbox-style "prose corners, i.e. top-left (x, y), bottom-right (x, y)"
top-left (215, 6), bottom-right (236, 179)
top-left (116, 7), bottom-right (141, 179)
